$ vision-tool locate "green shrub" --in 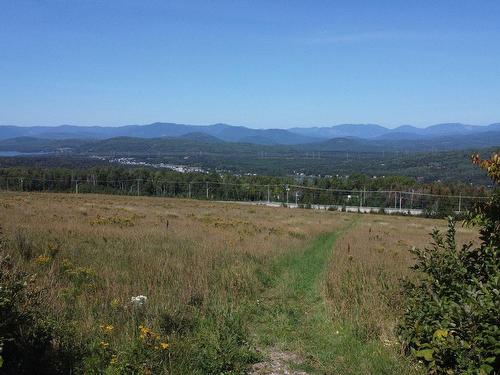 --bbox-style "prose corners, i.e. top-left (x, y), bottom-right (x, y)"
top-left (398, 153), bottom-right (500, 374)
